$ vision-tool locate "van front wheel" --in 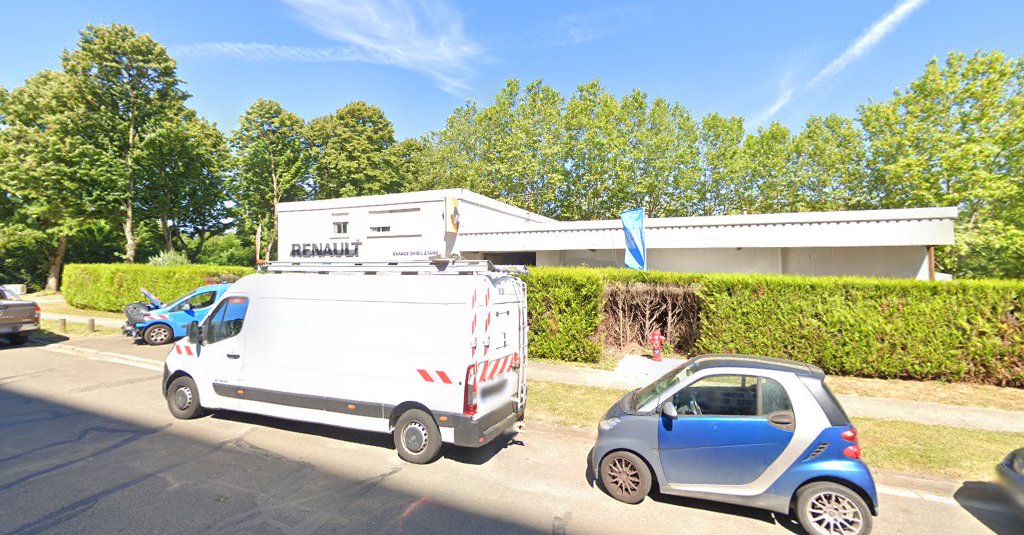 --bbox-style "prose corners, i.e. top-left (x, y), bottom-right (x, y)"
top-left (166, 376), bottom-right (203, 420)
top-left (394, 409), bottom-right (442, 464)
